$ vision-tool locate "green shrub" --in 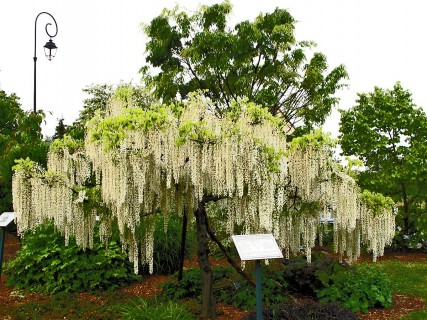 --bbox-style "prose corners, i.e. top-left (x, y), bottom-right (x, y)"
top-left (120, 298), bottom-right (196, 320)
top-left (393, 208), bottom-right (427, 251)
top-left (242, 302), bottom-right (359, 320)
top-left (221, 269), bottom-right (288, 310)
top-left (141, 215), bottom-right (196, 275)
top-left (160, 265), bottom-right (288, 310)
top-left (5, 222), bottom-right (139, 294)
top-left (160, 265), bottom-right (234, 300)
top-left (282, 252), bottom-right (350, 295)
top-left (316, 264), bottom-right (392, 313)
